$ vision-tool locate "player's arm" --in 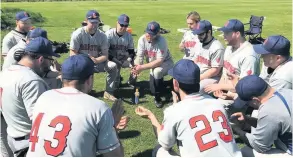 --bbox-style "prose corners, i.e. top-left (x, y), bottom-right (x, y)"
top-left (128, 35), bottom-right (135, 64)
top-left (22, 80), bottom-right (49, 119)
top-left (179, 33), bottom-right (185, 52)
top-left (239, 55), bottom-right (260, 78)
top-left (92, 34), bottom-right (108, 64)
top-left (2, 36), bottom-right (14, 57)
top-left (69, 31), bottom-right (81, 56)
top-left (200, 49), bottom-right (224, 80)
top-left (97, 108), bottom-right (124, 157)
top-left (139, 58), bottom-right (163, 70)
top-left (134, 36), bottom-right (145, 65)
